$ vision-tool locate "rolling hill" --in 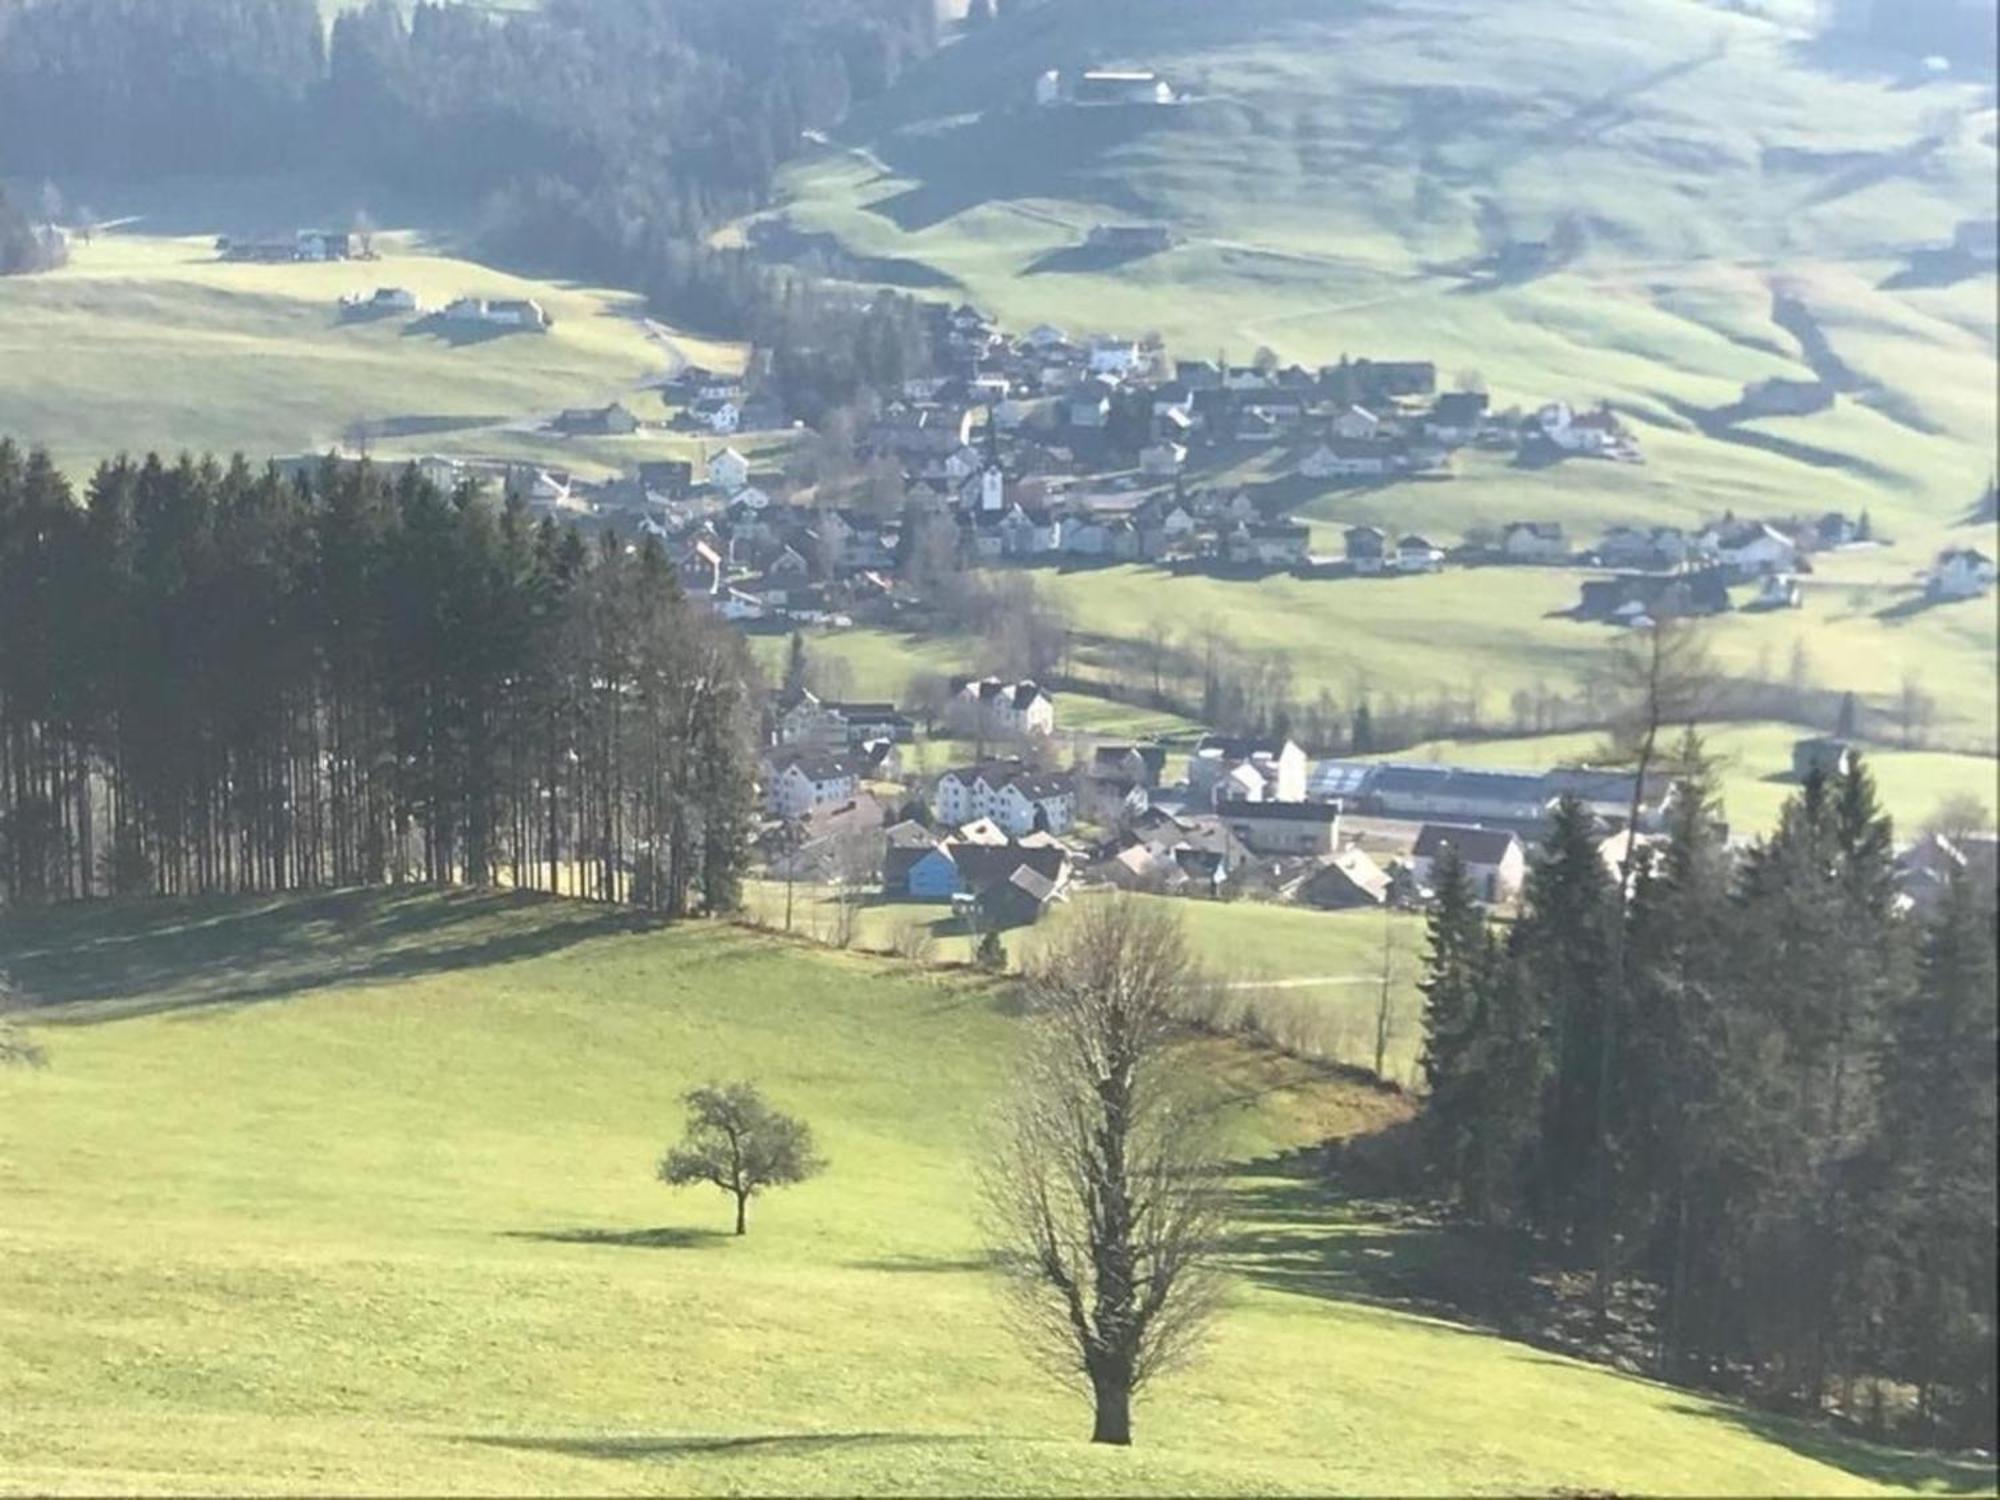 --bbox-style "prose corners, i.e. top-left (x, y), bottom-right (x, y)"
top-left (766, 0), bottom-right (1998, 762)
top-left (1, 889), bottom-right (1989, 1494)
